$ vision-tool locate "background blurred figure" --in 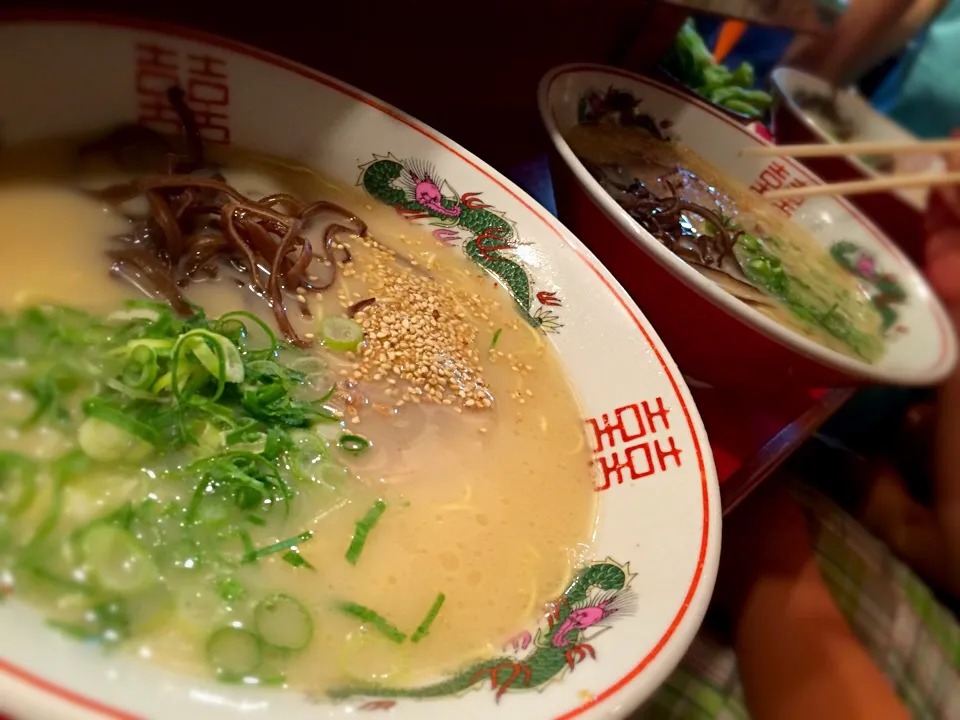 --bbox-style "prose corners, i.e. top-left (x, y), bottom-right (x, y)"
top-left (781, 0), bottom-right (959, 138)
